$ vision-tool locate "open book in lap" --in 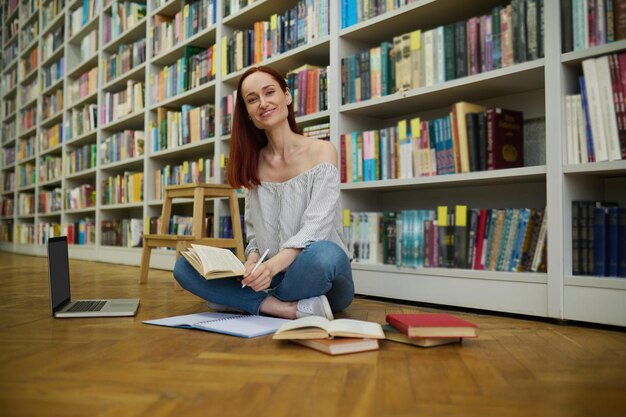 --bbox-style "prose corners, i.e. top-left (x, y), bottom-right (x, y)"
top-left (272, 316), bottom-right (385, 340)
top-left (181, 244), bottom-right (246, 279)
